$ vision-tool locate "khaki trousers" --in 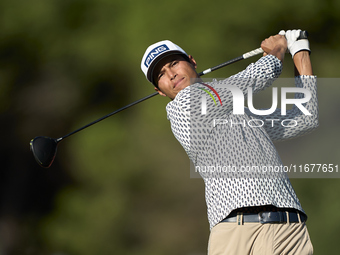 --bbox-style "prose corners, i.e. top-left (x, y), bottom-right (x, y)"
top-left (208, 220), bottom-right (313, 255)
